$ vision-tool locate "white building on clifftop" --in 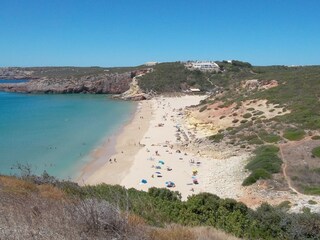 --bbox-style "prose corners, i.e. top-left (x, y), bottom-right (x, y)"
top-left (144, 62), bottom-right (158, 66)
top-left (185, 61), bottom-right (220, 72)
